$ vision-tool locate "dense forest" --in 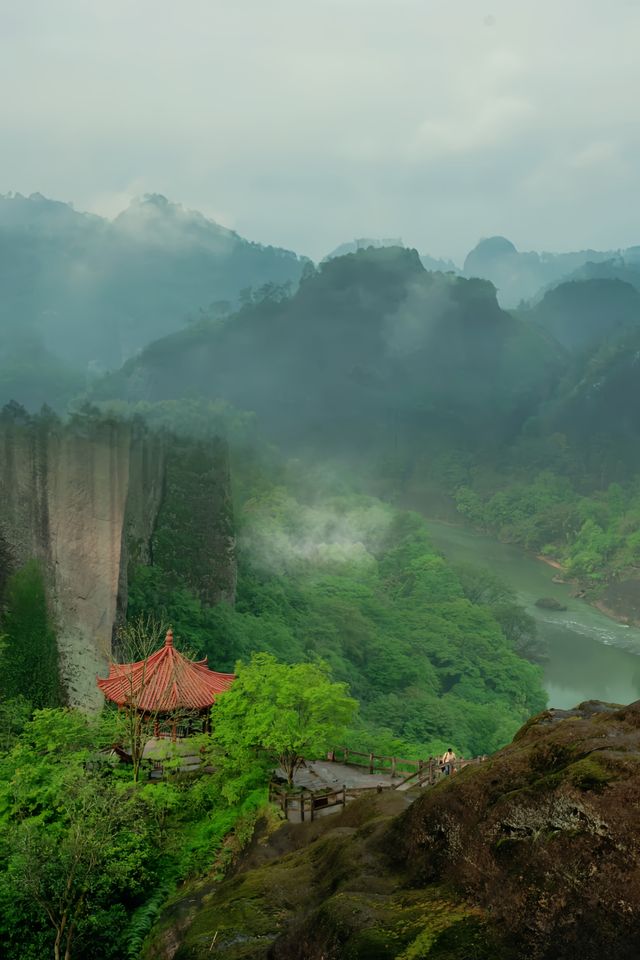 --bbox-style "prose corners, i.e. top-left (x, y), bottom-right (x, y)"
top-left (91, 240), bottom-right (640, 596)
